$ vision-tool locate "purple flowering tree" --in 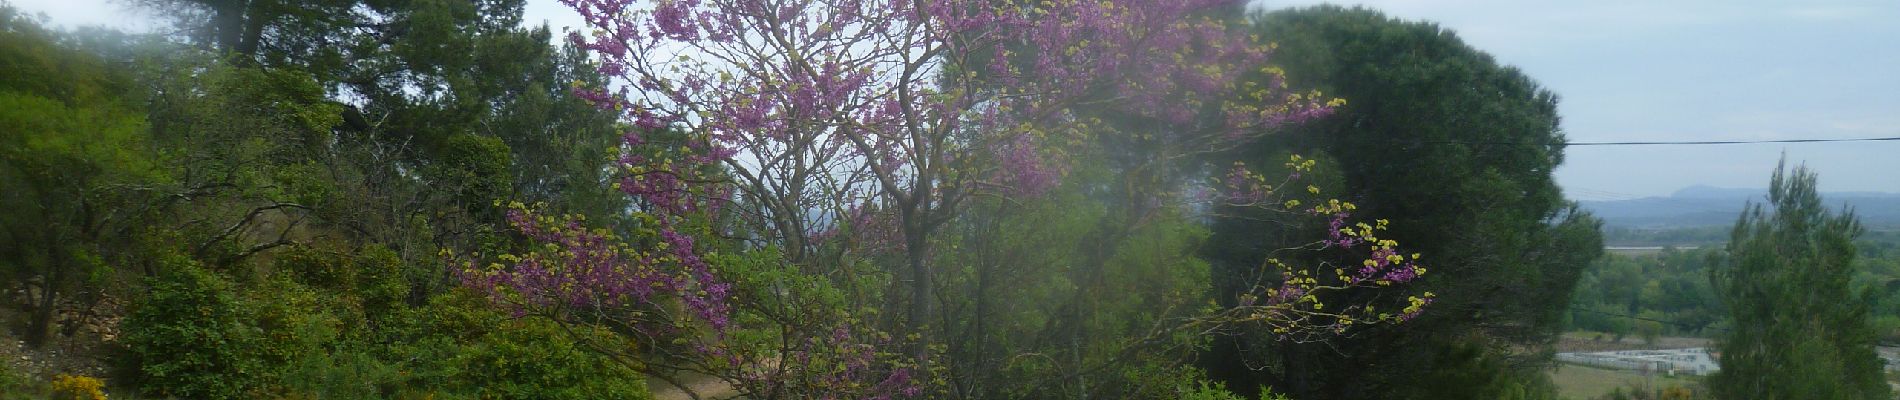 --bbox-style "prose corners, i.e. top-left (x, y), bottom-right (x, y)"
top-left (461, 0), bottom-right (1429, 397)
top-left (556, 0), bottom-right (1331, 340)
